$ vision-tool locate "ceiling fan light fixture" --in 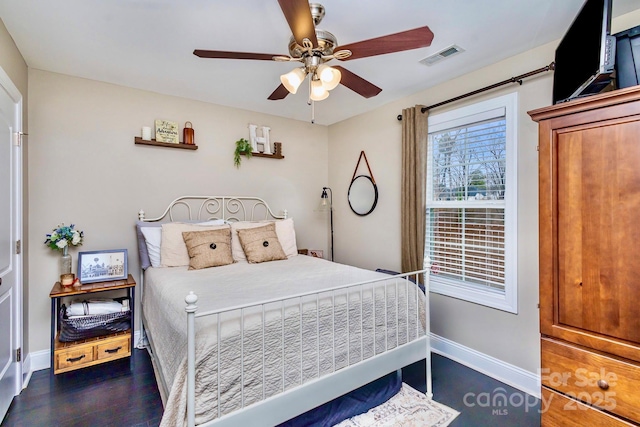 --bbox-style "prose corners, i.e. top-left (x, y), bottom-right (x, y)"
top-left (317, 64), bottom-right (341, 91)
top-left (310, 78), bottom-right (329, 101)
top-left (280, 67), bottom-right (307, 94)
top-left (194, 4), bottom-right (434, 104)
